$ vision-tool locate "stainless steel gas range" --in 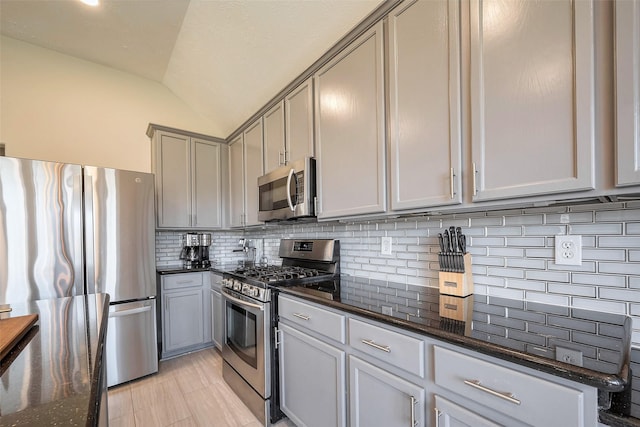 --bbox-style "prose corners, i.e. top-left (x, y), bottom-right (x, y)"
top-left (221, 239), bottom-right (340, 426)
